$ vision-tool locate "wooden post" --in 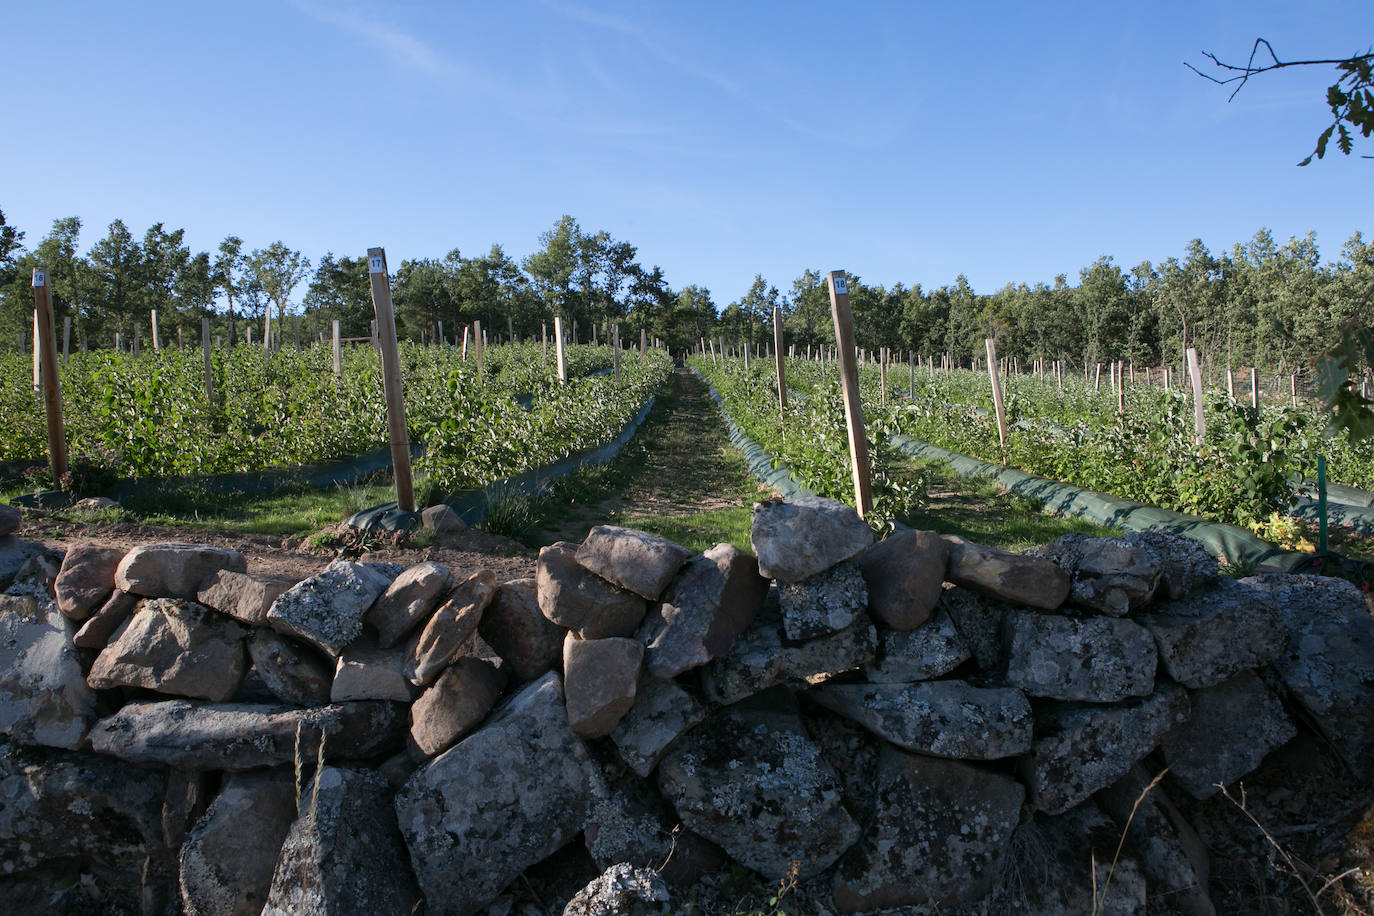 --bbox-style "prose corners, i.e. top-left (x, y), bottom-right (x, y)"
top-left (909, 356), bottom-right (916, 398)
top-left (437, 320), bottom-right (444, 346)
top-left (708, 338), bottom-right (717, 369)
top-left (461, 325), bottom-right (469, 360)
top-left (366, 247), bottom-right (415, 513)
top-left (62, 316), bottom-right (71, 364)
top-left (773, 305), bottom-right (787, 410)
top-left (263, 310), bottom-right (271, 354)
top-left (827, 270), bottom-right (873, 518)
top-left (542, 322), bottom-right (548, 360)
top-left (1116, 362), bottom-right (1125, 412)
top-left (134, 322), bottom-right (141, 355)
top-left (508, 315), bottom-right (514, 346)
top-left (474, 320), bottom-right (484, 374)
top-left (640, 328), bottom-right (647, 357)
top-left (613, 324), bottom-right (621, 381)
top-left (554, 316), bottom-right (568, 383)
top-left (1226, 367), bottom-right (1234, 401)
top-left (32, 310), bottom-right (40, 391)
top-left (1250, 367), bottom-right (1259, 409)
top-left (31, 269), bottom-right (67, 482)
top-left (1291, 374), bottom-right (1298, 408)
top-left (986, 339), bottom-right (1008, 448)
top-left (151, 309), bottom-right (161, 351)
top-left (1186, 348), bottom-right (1205, 441)
top-left (880, 347), bottom-right (888, 406)
top-left (332, 320), bottom-right (342, 376)
top-left (201, 316), bottom-right (214, 401)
